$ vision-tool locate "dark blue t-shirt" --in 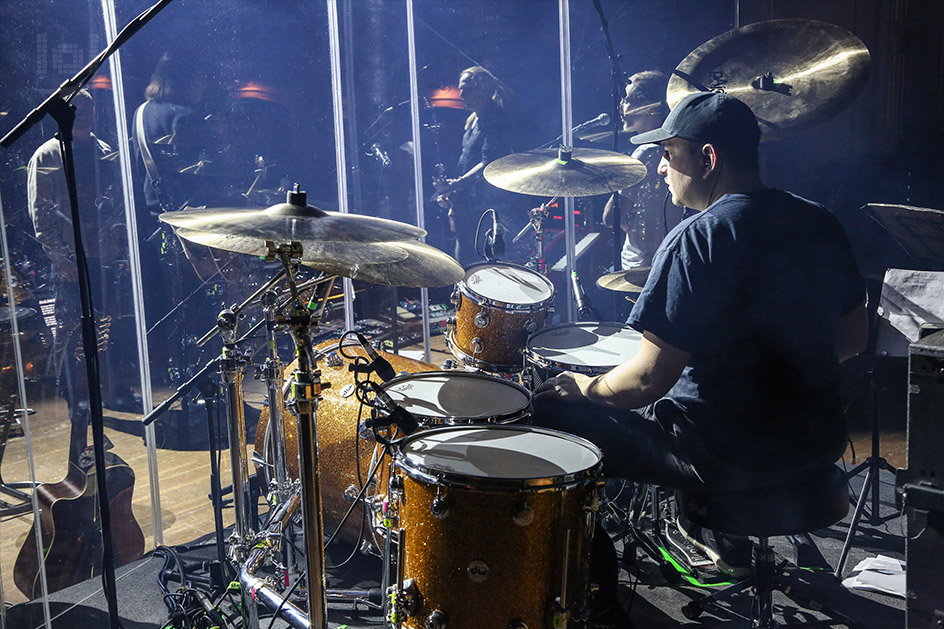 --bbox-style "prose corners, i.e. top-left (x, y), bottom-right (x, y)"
top-left (627, 189), bottom-right (864, 480)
